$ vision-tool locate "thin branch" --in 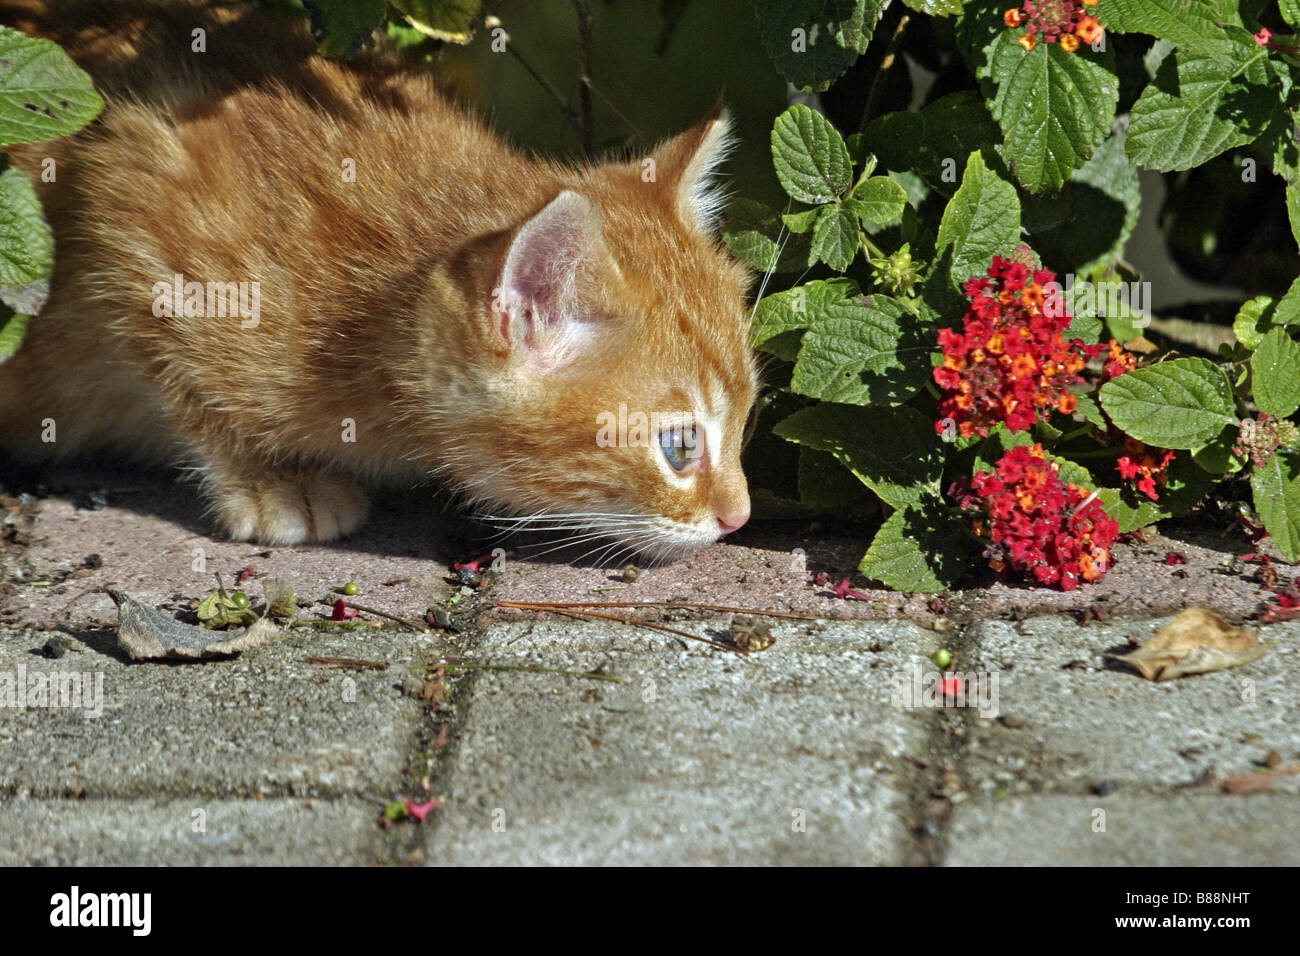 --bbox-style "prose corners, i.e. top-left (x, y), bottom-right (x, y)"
top-left (859, 13), bottom-right (911, 133)
top-left (486, 1), bottom-right (585, 143)
top-left (573, 0), bottom-right (596, 156)
top-left (498, 601), bottom-right (748, 654)
top-left (499, 600), bottom-right (821, 621)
